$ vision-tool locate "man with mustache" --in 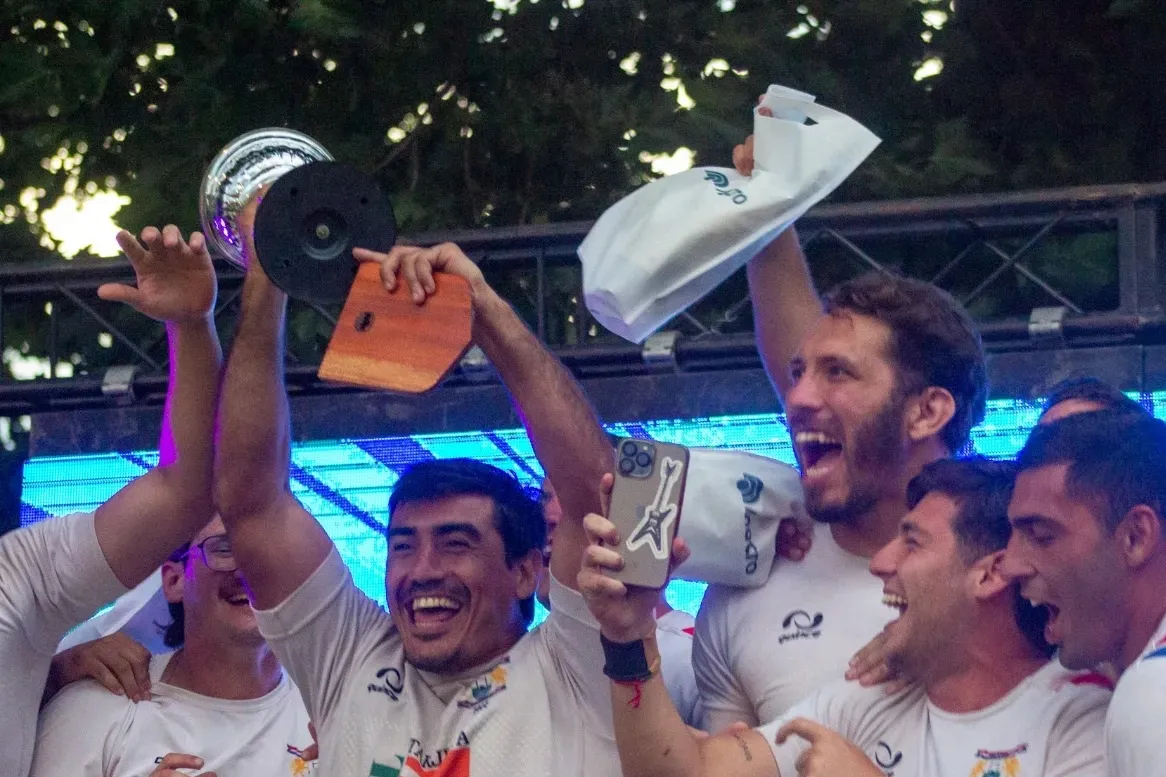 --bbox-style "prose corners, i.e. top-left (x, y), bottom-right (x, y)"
top-left (0, 226), bottom-right (220, 777)
top-left (693, 121), bottom-right (988, 730)
top-left (213, 235), bottom-right (617, 777)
